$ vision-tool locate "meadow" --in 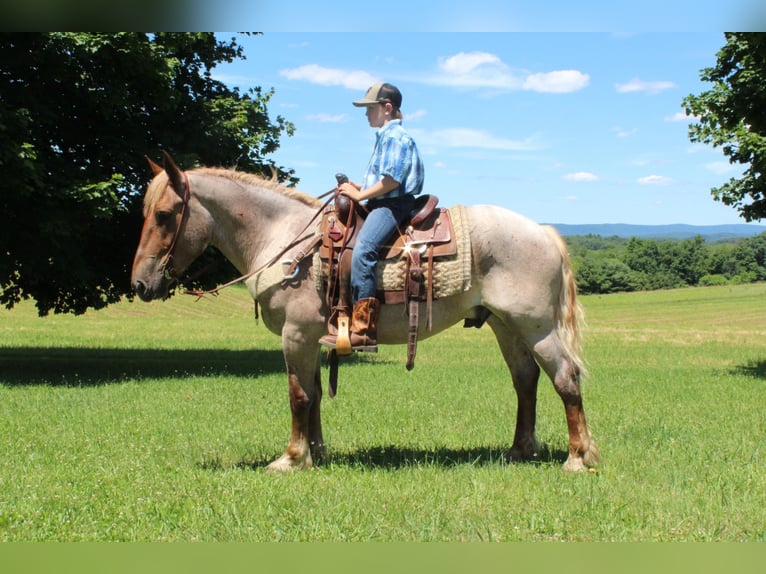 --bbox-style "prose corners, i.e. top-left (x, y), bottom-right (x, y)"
top-left (0, 283), bottom-right (764, 541)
